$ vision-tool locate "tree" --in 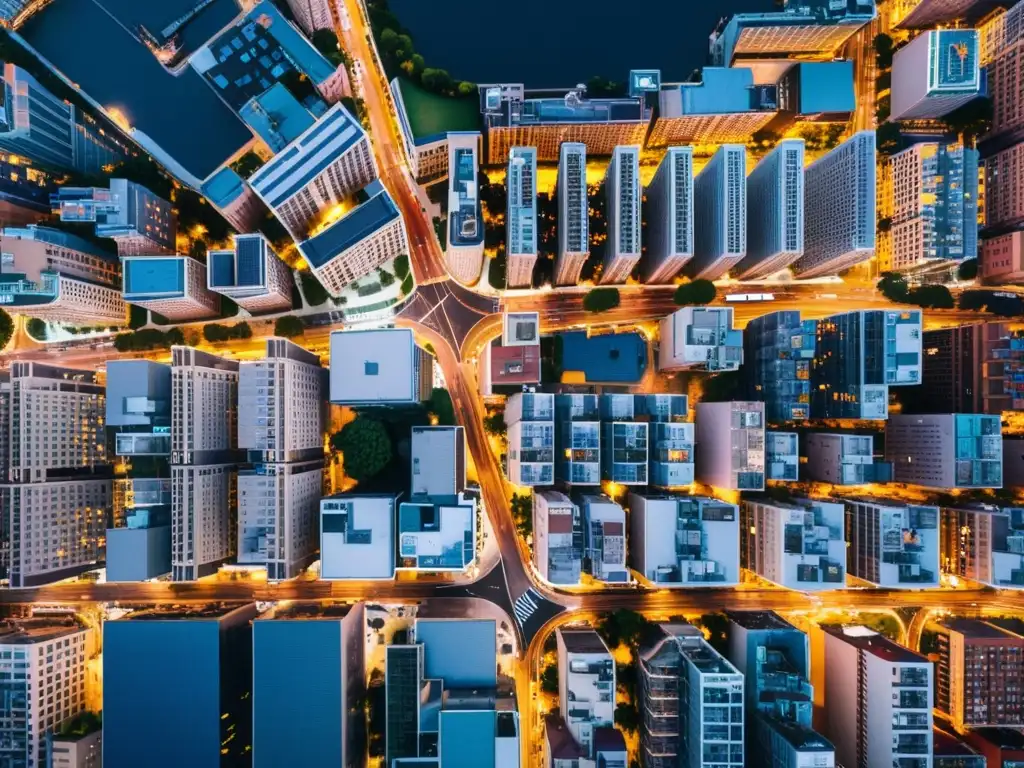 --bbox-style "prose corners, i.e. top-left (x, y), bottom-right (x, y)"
top-left (907, 284), bottom-right (954, 309)
top-left (0, 308), bottom-right (12, 350)
top-left (457, 81), bottom-right (476, 96)
top-left (876, 121), bottom-right (903, 156)
top-left (300, 272), bottom-right (329, 307)
top-left (483, 411), bottom-right (506, 436)
top-left (393, 254), bottom-right (410, 280)
top-left (877, 272), bottom-right (909, 302)
top-left (673, 279), bottom-right (716, 306)
top-left (421, 67), bottom-right (453, 94)
top-left (540, 664), bottom-right (558, 694)
top-left (26, 318), bottom-right (46, 340)
top-left (873, 33), bottom-right (895, 69)
top-left (698, 613), bottom-right (731, 655)
top-left (614, 702), bottom-right (640, 733)
top-left (429, 388), bottom-right (456, 425)
top-left (274, 315), bottom-right (306, 338)
top-left (377, 268), bottom-right (396, 287)
top-left (400, 274), bottom-right (414, 296)
top-left (332, 417), bottom-right (393, 481)
top-left (958, 258), bottom-right (978, 281)
top-left (583, 287), bottom-right (621, 313)
top-left (875, 94), bottom-right (891, 123)
top-left (510, 492), bottom-right (532, 539)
